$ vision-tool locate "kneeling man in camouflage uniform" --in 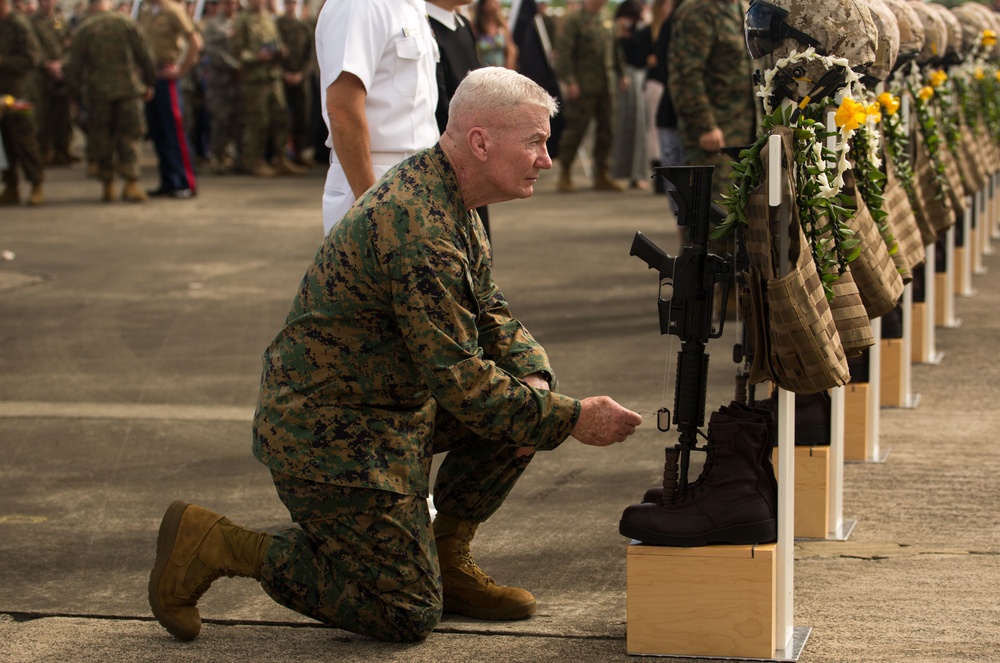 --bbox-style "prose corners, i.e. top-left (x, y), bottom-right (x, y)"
top-left (148, 67), bottom-right (643, 643)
